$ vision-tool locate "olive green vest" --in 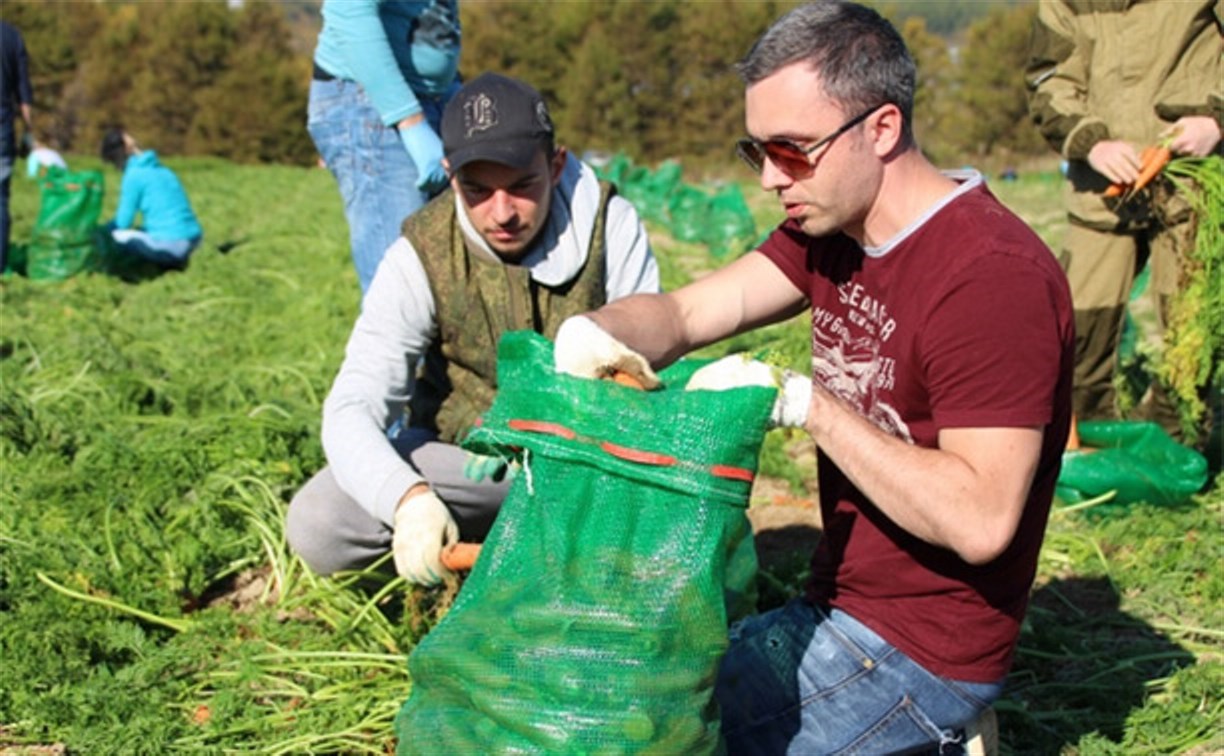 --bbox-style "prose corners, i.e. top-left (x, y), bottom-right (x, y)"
top-left (404, 183), bottom-right (614, 442)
